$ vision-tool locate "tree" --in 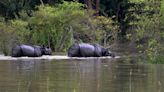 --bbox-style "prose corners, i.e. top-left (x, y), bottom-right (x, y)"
top-left (0, 0), bottom-right (64, 20)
